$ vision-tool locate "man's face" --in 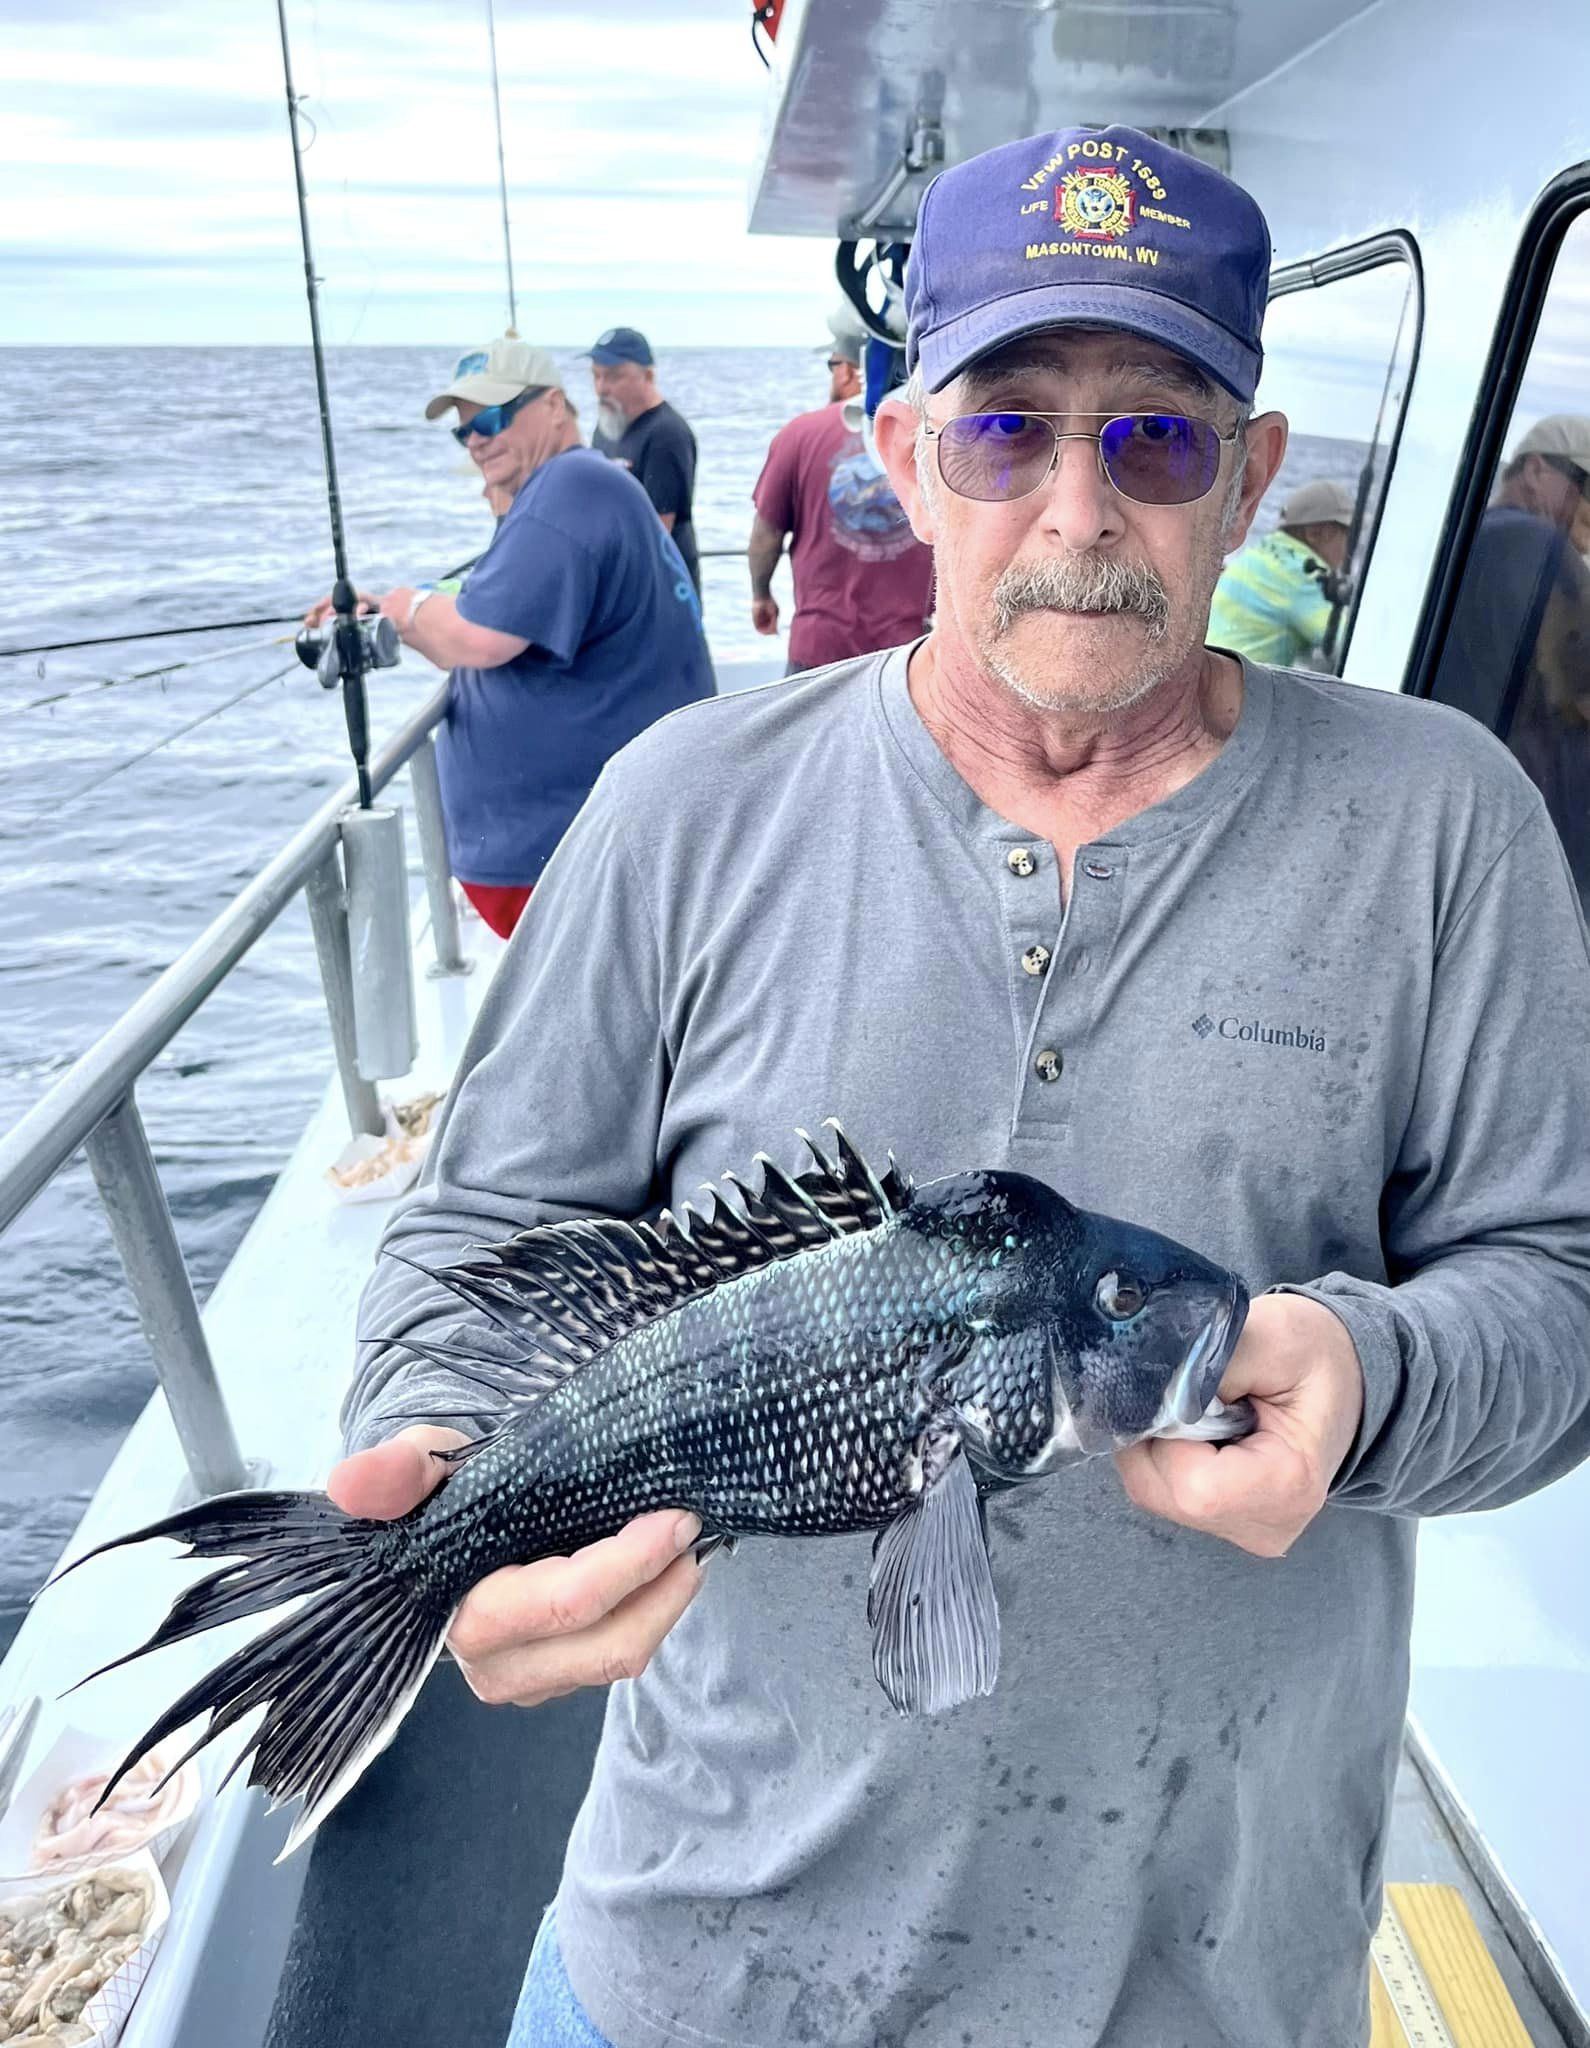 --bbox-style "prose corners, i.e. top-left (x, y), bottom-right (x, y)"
top-left (876, 330), bottom-right (1285, 718)
top-left (591, 358), bottom-right (653, 435)
top-left (828, 353), bottom-right (862, 405)
top-left (1312, 522), bottom-right (1351, 573)
top-left (454, 388), bottom-right (564, 501)
top-left (1524, 453), bottom-right (1590, 532)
